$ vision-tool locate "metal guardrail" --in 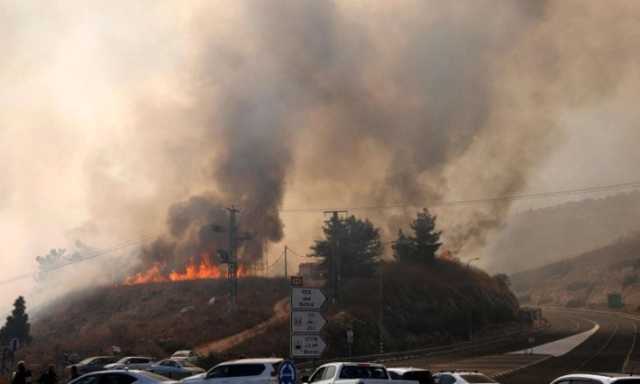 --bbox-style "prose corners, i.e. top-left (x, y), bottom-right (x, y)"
top-left (297, 323), bottom-right (549, 370)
